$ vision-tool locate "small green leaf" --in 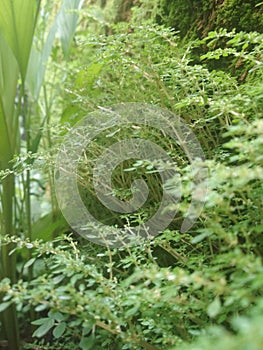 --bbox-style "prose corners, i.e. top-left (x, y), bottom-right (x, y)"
top-left (191, 231), bottom-right (211, 244)
top-left (32, 318), bottom-right (55, 338)
top-left (0, 301), bottom-right (12, 312)
top-left (31, 317), bottom-right (50, 326)
top-left (24, 257), bottom-right (36, 269)
top-left (79, 335), bottom-right (95, 350)
top-left (125, 303), bottom-right (141, 318)
top-left (35, 304), bottom-right (48, 312)
top-left (53, 322), bottom-right (67, 339)
top-left (53, 275), bottom-right (65, 284)
top-left (207, 297), bottom-right (221, 318)
top-left (48, 311), bottom-right (66, 322)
